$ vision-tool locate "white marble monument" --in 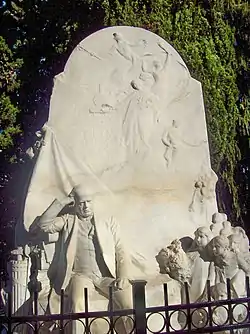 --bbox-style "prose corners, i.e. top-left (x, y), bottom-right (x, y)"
top-left (18, 25), bottom-right (217, 268)
top-left (6, 26), bottom-right (228, 333)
